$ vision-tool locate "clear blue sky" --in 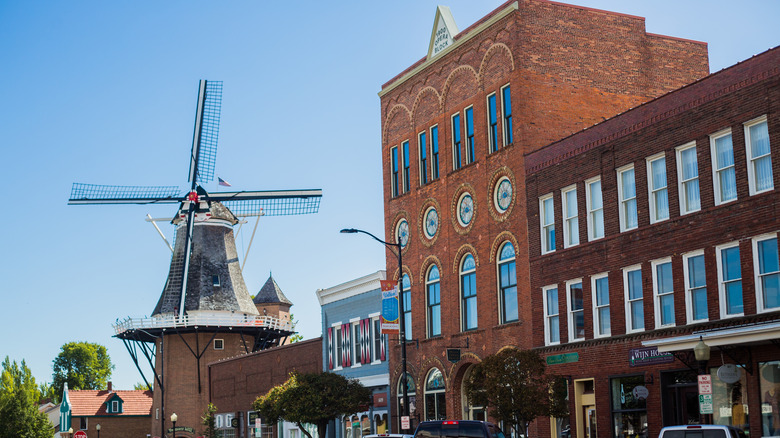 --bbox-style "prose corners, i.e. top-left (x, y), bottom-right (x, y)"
top-left (1, 1), bottom-right (778, 391)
